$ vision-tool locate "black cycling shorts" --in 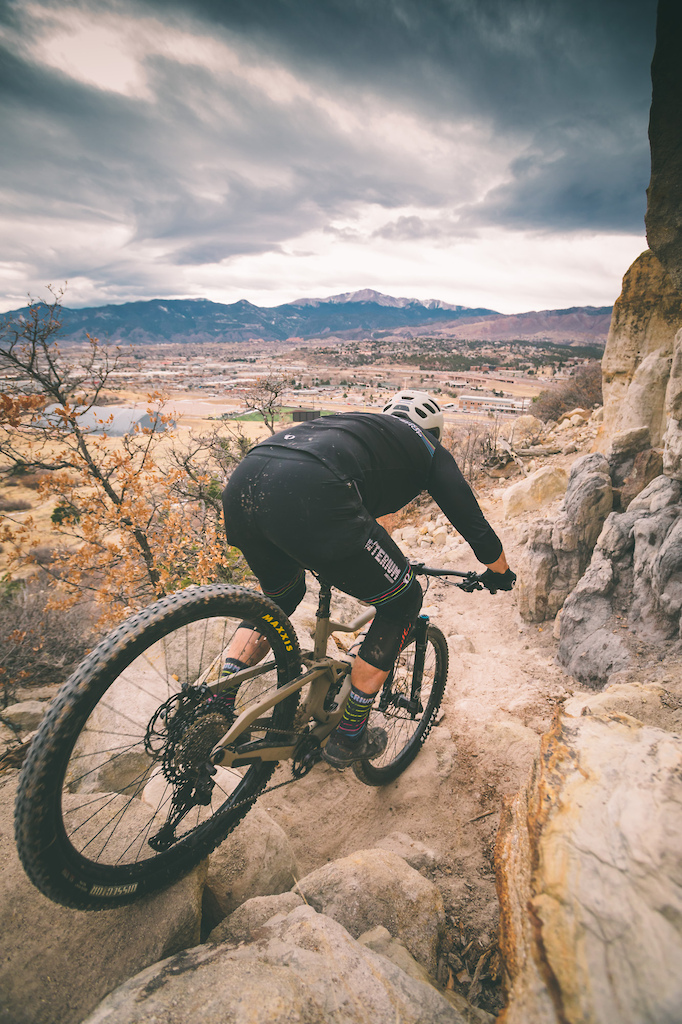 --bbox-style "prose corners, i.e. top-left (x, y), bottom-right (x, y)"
top-left (222, 449), bottom-right (422, 671)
